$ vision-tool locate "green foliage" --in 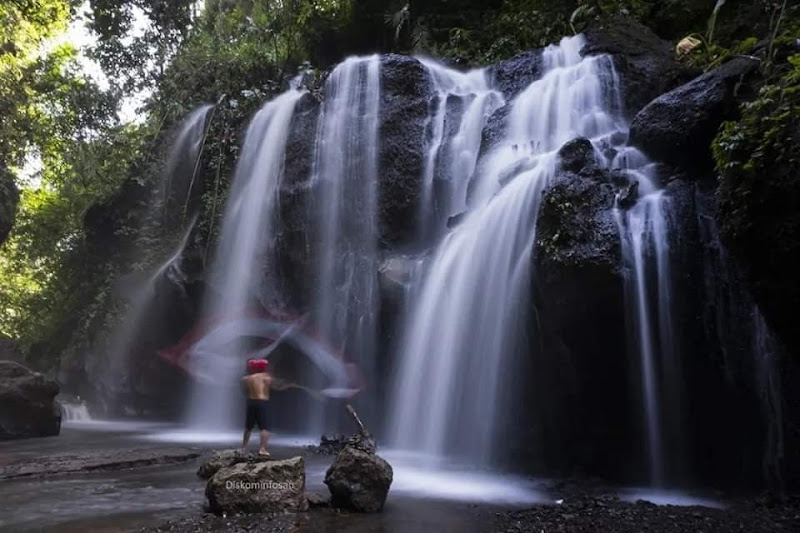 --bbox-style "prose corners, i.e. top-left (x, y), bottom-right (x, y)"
top-left (411, 0), bottom-right (576, 64)
top-left (713, 45), bottom-right (799, 270)
top-left (0, 125), bottom-right (147, 346)
top-left (712, 47), bottom-right (800, 347)
top-left (87, 0), bottom-right (195, 93)
top-left (0, 0), bottom-right (137, 351)
top-left (714, 53), bottom-right (800, 195)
